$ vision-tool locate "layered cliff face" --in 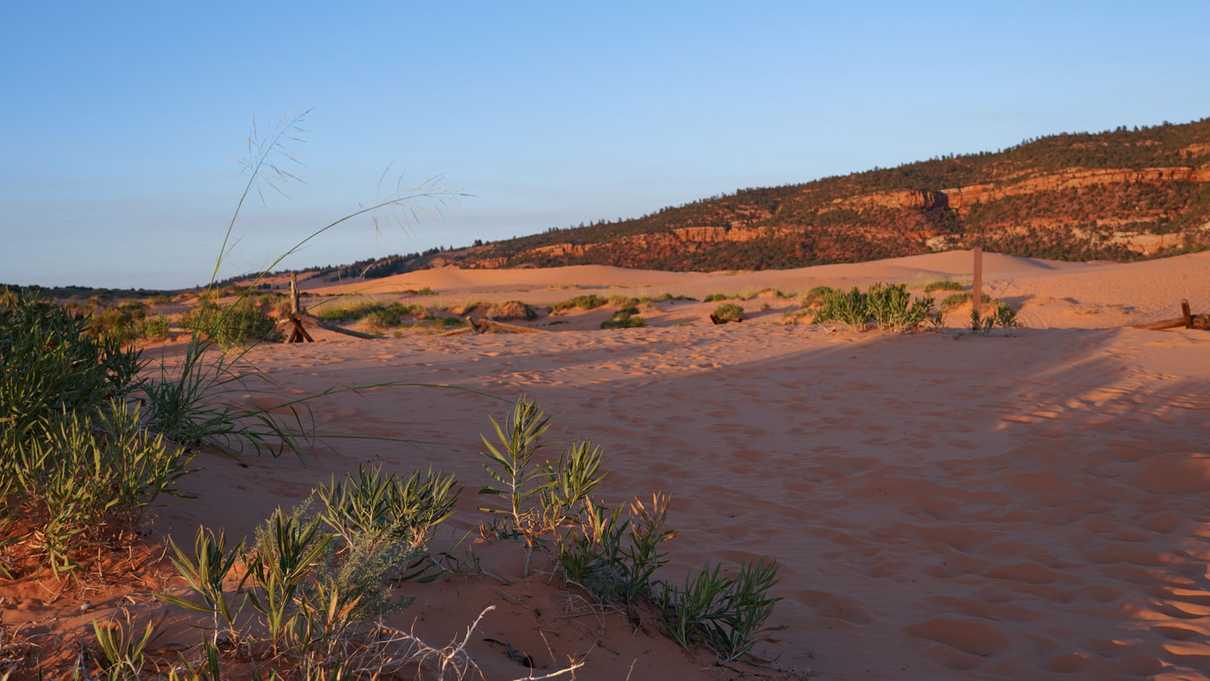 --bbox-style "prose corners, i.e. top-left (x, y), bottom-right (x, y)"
top-left (319, 118), bottom-right (1210, 279)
